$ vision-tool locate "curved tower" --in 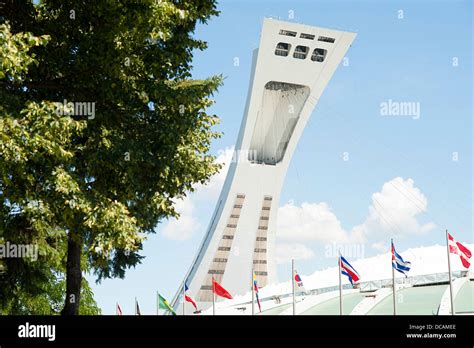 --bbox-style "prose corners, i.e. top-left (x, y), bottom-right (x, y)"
top-left (172, 18), bottom-right (356, 313)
